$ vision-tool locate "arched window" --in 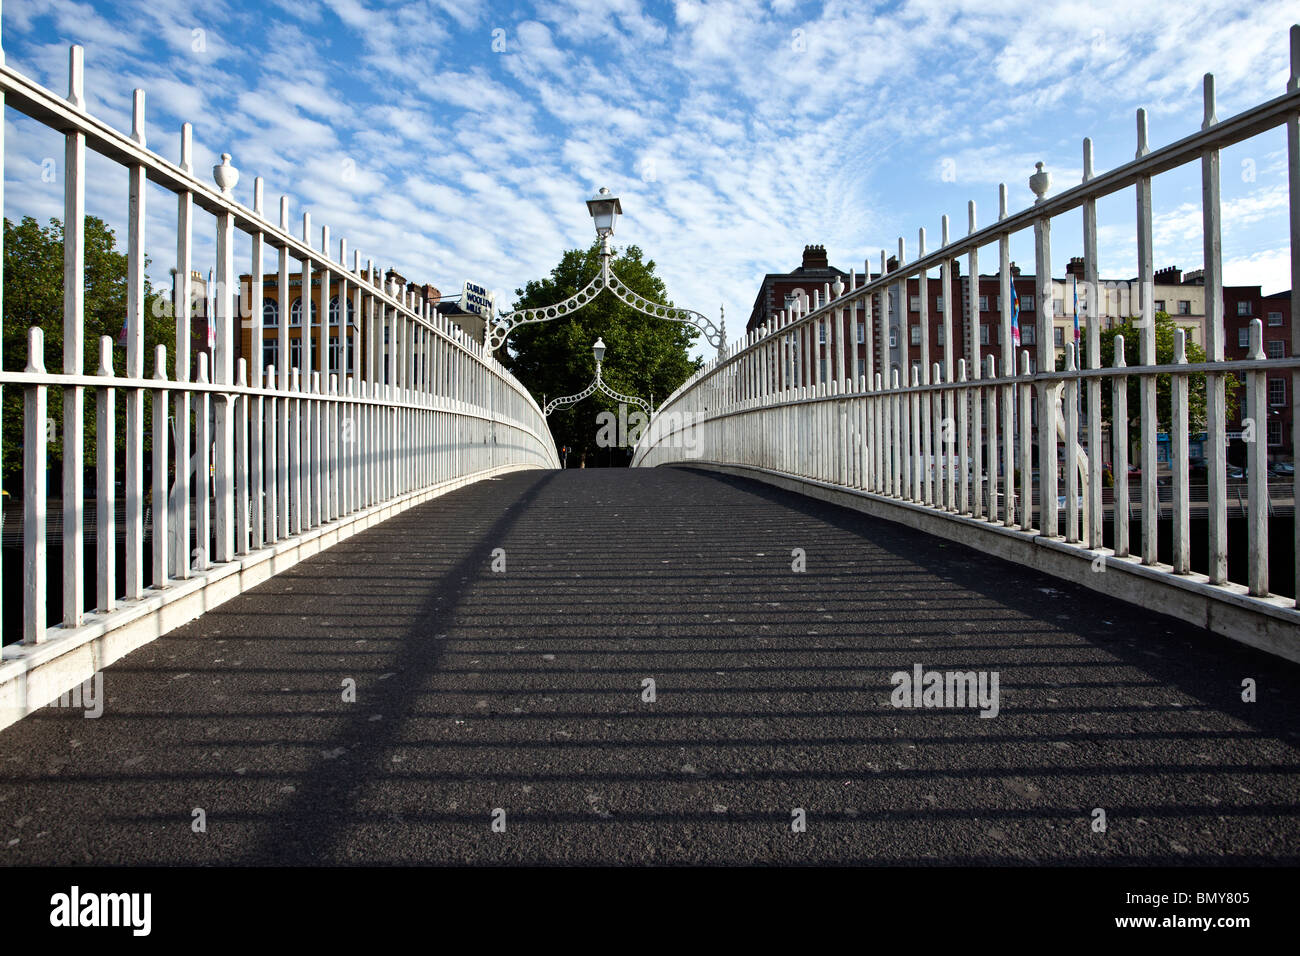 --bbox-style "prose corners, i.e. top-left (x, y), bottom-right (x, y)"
top-left (290, 296), bottom-right (317, 327)
top-left (328, 295), bottom-right (358, 328)
top-left (263, 299), bottom-right (278, 325)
